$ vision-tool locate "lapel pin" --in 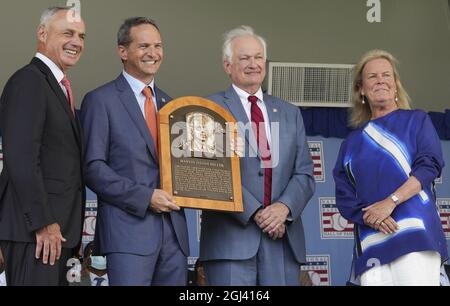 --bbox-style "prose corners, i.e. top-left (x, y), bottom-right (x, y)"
top-left (162, 98), bottom-right (166, 103)
top-left (273, 108), bottom-right (278, 113)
